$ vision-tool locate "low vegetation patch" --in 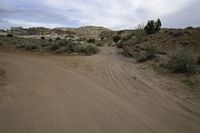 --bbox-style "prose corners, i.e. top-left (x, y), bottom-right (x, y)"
top-left (134, 29), bottom-right (146, 43)
top-left (0, 36), bottom-right (99, 55)
top-left (55, 37), bottom-right (61, 41)
top-left (134, 44), bottom-right (157, 62)
top-left (16, 43), bottom-right (25, 48)
top-left (49, 39), bottom-right (99, 55)
top-left (182, 78), bottom-right (200, 88)
top-left (167, 46), bottom-right (195, 72)
top-left (87, 39), bottom-right (95, 43)
top-left (116, 29), bottom-right (146, 49)
top-left (25, 44), bottom-right (39, 50)
top-left (80, 43), bottom-right (99, 55)
top-left (116, 40), bottom-right (123, 48)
